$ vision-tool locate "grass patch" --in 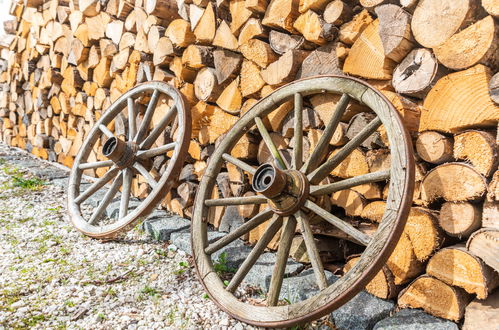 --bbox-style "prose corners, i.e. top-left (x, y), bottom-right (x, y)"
top-left (11, 176), bottom-right (45, 190)
top-left (213, 252), bottom-right (236, 275)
